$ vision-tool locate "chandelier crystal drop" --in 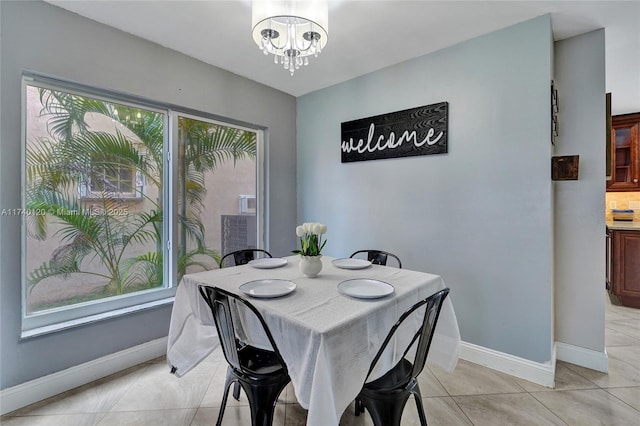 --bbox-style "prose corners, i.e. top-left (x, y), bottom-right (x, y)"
top-left (252, 1), bottom-right (328, 76)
